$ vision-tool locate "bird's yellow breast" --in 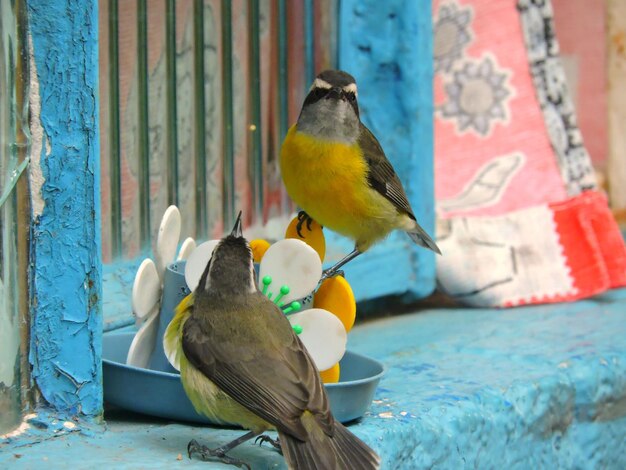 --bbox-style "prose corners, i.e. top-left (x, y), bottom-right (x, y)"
top-left (280, 125), bottom-right (399, 249)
